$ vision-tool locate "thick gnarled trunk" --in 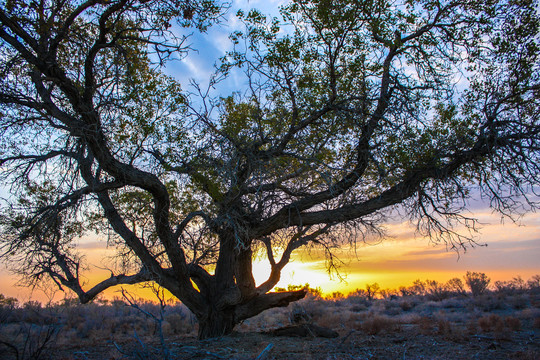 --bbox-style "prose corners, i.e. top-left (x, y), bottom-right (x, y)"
top-left (194, 289), bottom-right (308, 339)
top-left (197, 308), bottom-right (236, 339)
top-left (185, 229), bottom-right (309, 339)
